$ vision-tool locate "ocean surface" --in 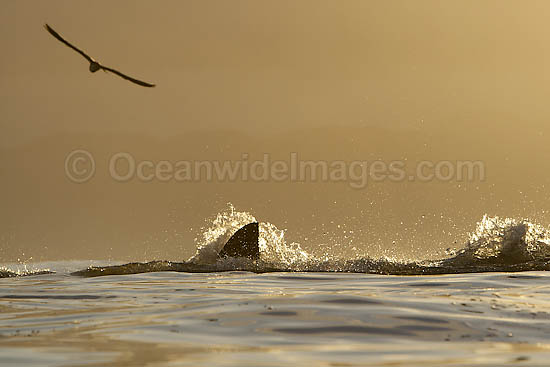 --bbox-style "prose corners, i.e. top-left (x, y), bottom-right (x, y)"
top-left (1, 209), bottom-right (550, 366)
